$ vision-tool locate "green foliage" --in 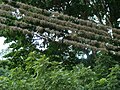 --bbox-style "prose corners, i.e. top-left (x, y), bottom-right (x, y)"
top-left (9, 0), bottom-right (120, 28)
top-left (93, 53), bottom-right (118, 78)
top-left (0, 60), bottom-right (10, 68)
top-left (0, 0), bottom-right (2, 4)
top-left (0, 54), bottom-right (96, 90)
top-left (106, 64), bottom-right (120, 89)
top-left (0, 67), bottom-right (34, 90)
top-left (1, 0), bottom-right (120, 90)
top-left (91, 53), bottom-right (120, 90)
top-left (92, 64), bottom-right (120, 90)
top-left (0, 53), bottom-right (120, 90)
